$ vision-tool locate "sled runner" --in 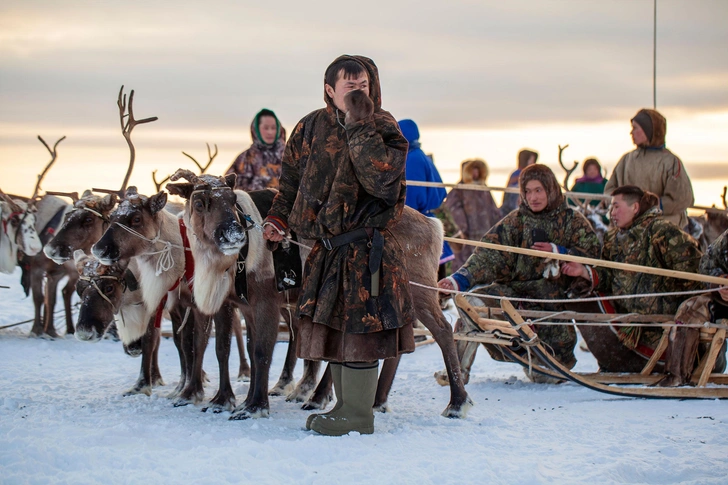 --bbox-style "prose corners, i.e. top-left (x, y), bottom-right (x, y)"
top-left (452, 295), bottom-right (728, 398)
